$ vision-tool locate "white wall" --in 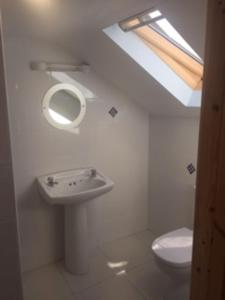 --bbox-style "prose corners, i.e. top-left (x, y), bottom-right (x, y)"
top-left (4, 38), bottom-right (150, 272)
top-left (149, 117), bottom-right (199, 235)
